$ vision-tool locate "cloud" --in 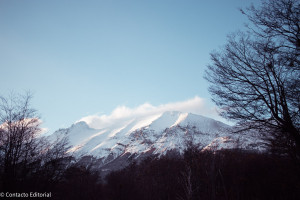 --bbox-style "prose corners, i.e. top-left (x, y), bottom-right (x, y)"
top-left (79, 96), bottom-right (223, 129)
top-left (0, 118), bottom-right (49, 136)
